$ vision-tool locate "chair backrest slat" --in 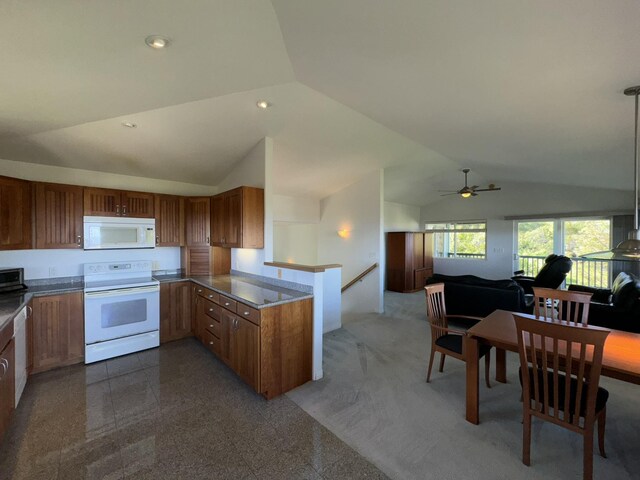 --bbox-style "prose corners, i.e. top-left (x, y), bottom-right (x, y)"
top-left (514, 314), bottom-right (609, 432)
top-left (424, 284), bottom-right (448, 340)
top-left (533, 287), bottom-right (593, 326)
